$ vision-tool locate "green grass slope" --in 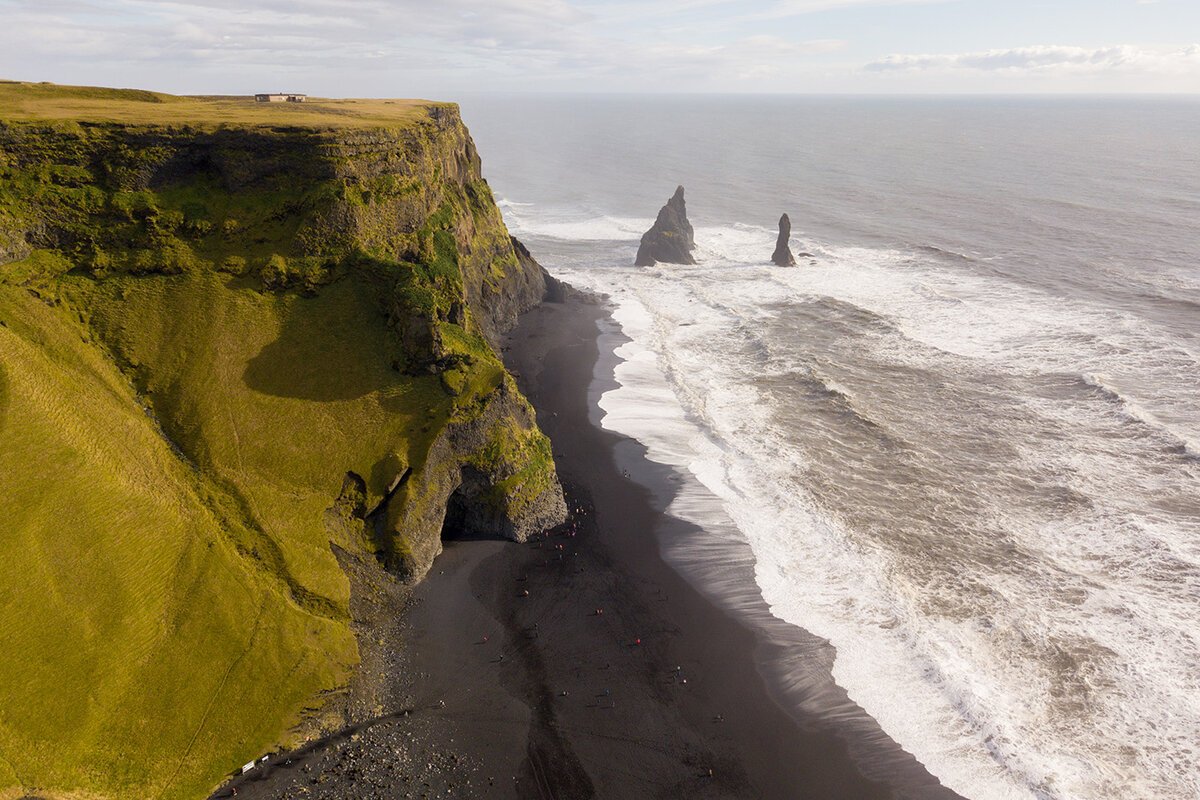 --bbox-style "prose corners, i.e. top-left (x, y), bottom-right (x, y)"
top-left (0, 283), bottom-right (356, 800)
top-left (0, 83), bottom-right (562, 800)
